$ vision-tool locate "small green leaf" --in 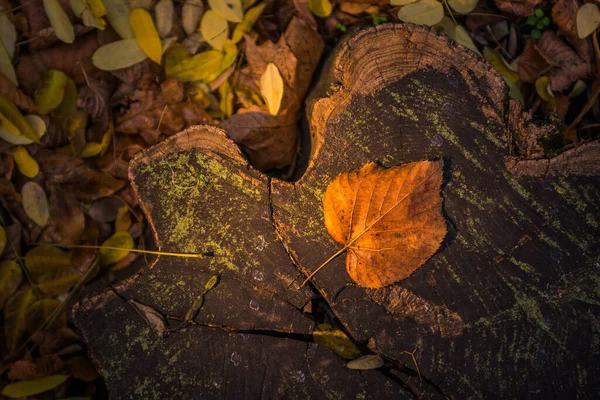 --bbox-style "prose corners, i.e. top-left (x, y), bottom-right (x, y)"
top-left (542, 16), bottom-right (550, 26)
top-left (313, 323), bottom-right (361, 360)
top-left (100, 231), bottom-right (134, 266)
top-left (2, 374), bottom-right (68, 398)
top-left (43, 0), bottom-right (75, 43)
top-left (22, 181), bottom-right (50, 227)
top-left (526, 16), bottom-right (537, 26)
top-left (531, 28), bottom-right (541, 39)
top-left (536, 21), bottom-right (544, 30)
top-left (534, 8), bottom-right (544, 18)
